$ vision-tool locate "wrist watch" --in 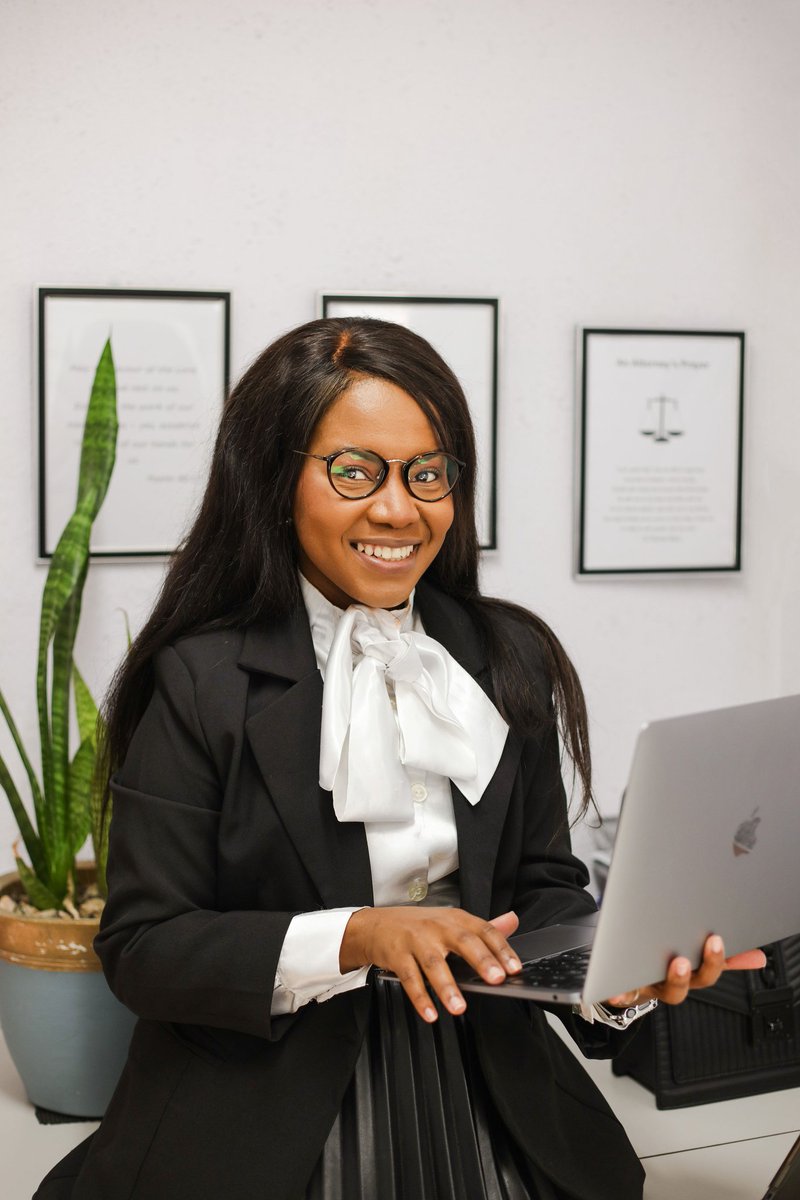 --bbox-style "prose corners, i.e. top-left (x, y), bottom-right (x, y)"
top-left (591, 997), bottom-right (659, 1029)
